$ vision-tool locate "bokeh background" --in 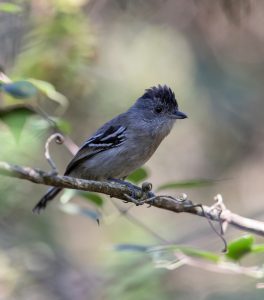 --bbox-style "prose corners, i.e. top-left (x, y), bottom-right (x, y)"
top-left (1, 0), bottom-right (264, 299)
